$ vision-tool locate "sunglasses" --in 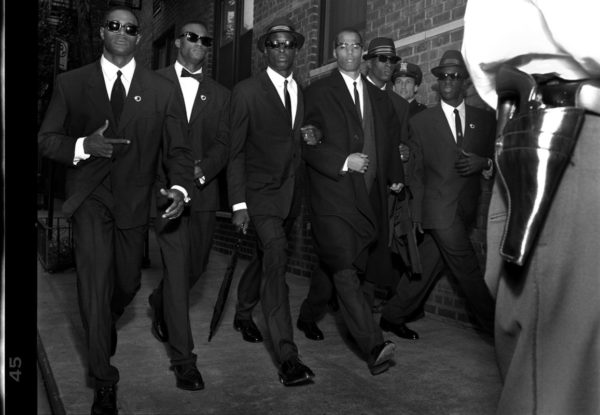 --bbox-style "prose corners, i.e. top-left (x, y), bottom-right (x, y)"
top-left (335, 42), bottom-right (363, 51)
top-left (179, 32), bottom-right (213, 47)
top-left (264, 39), bottom-right (298, 49)
top-left (376, 55), bottom-right (400, 64)
top-left (105, 20), bottom-right (140, 36)
top-left (437, 72), bottom-right (464, 81)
